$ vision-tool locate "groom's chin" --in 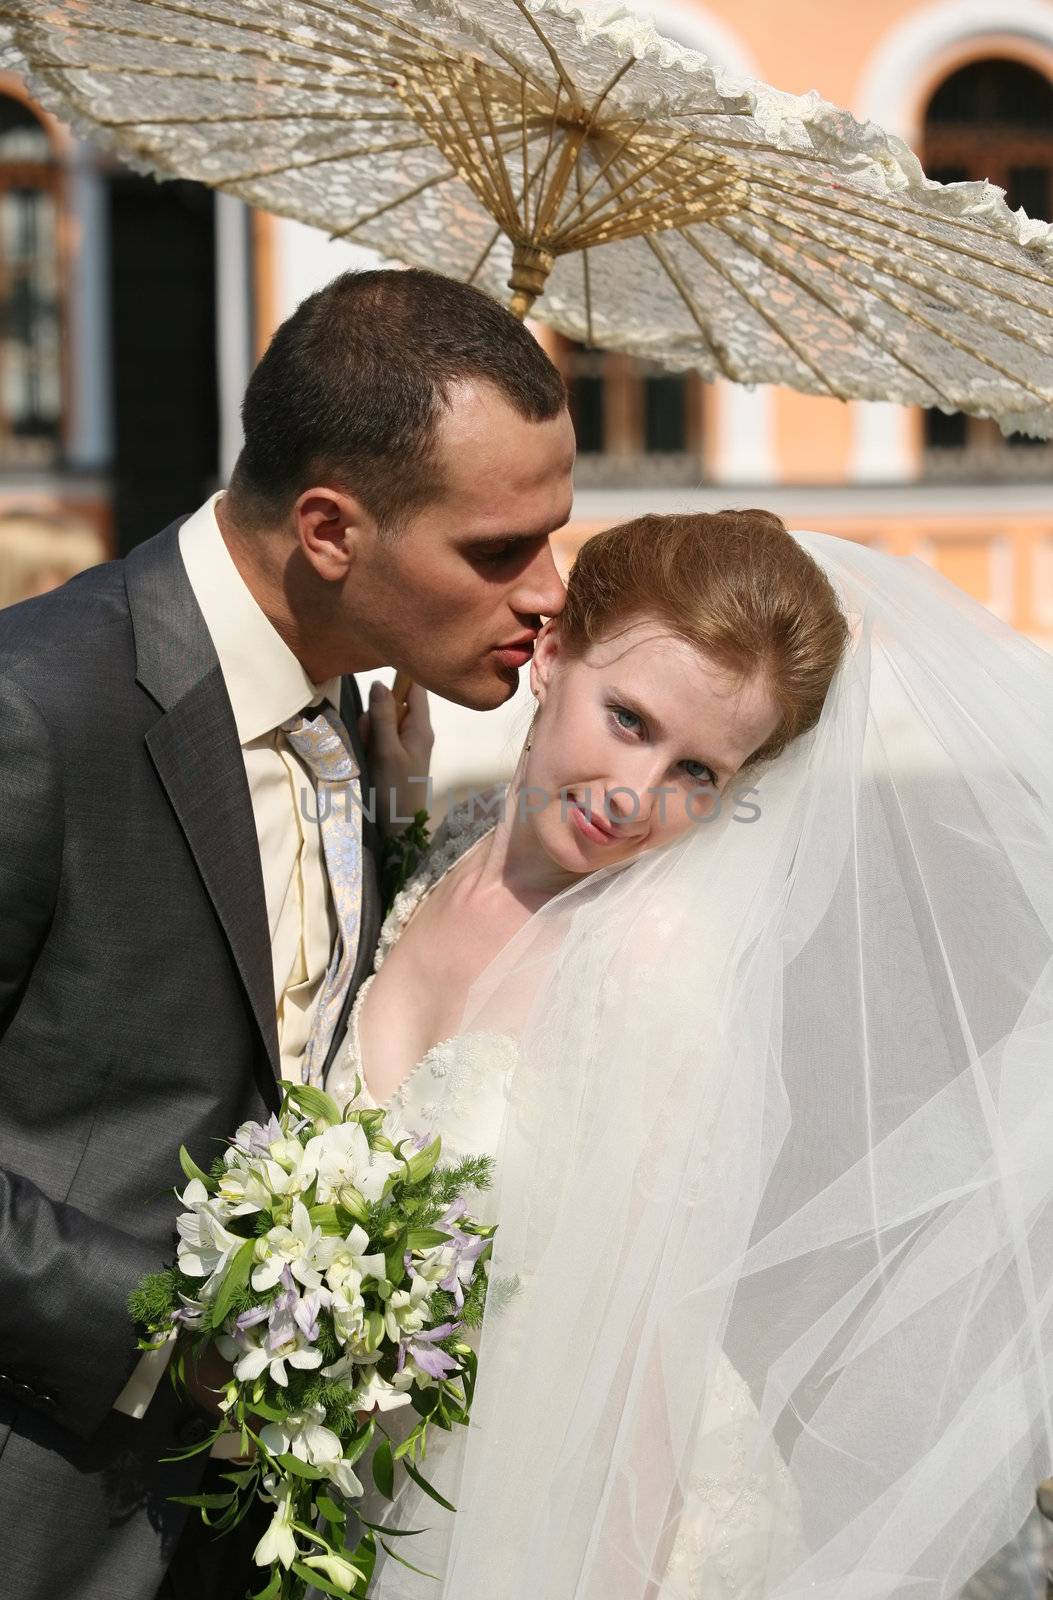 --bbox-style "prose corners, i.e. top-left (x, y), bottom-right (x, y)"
top-left (441, 662), bottom-right (523, 712)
